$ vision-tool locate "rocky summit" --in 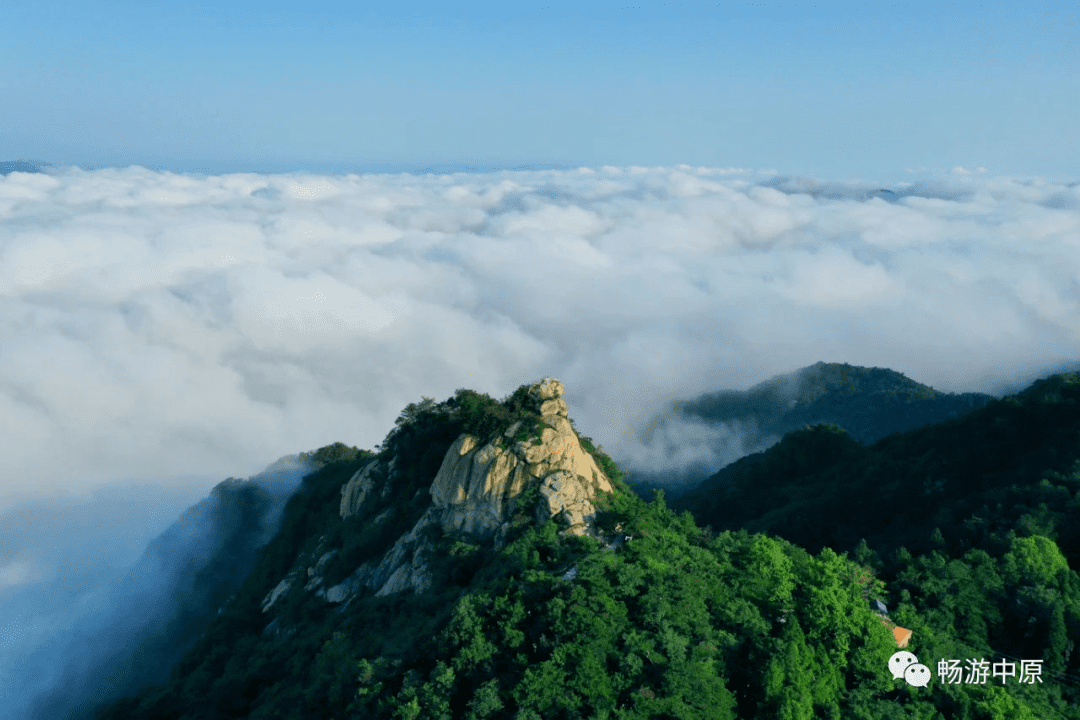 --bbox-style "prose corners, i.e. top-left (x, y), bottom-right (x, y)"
top-left (262, 378), bottom-right (614, 612)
